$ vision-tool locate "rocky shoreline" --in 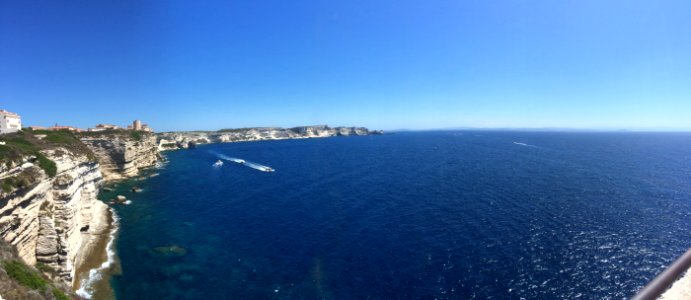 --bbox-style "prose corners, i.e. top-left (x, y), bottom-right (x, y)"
top-left (0, 129), bottom-right (159, 299)
top-left (74, 207), bottom-right (118, 300)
